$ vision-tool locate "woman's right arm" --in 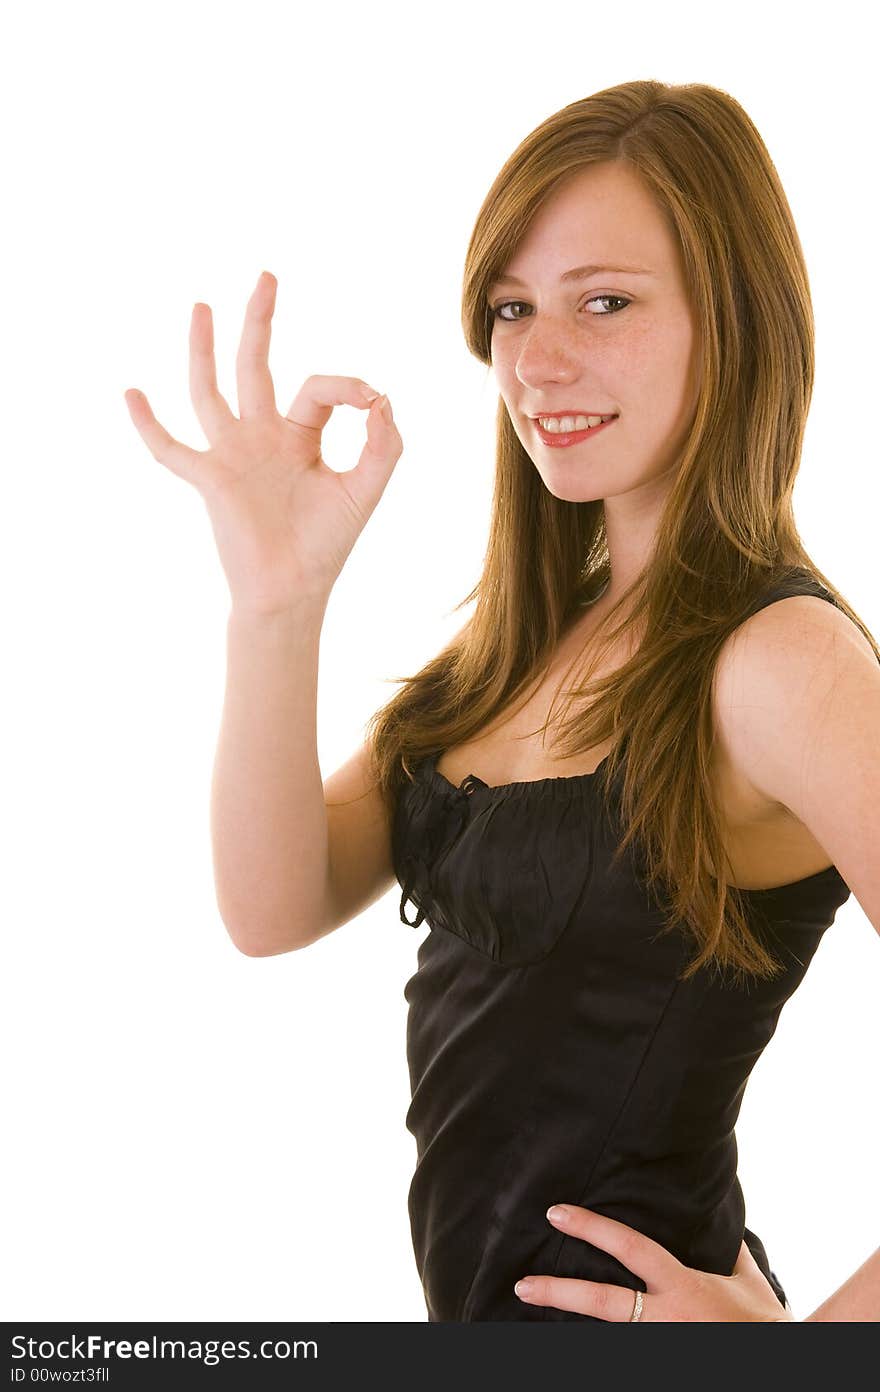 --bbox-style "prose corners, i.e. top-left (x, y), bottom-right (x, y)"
top-left (211, 600), bottom-right (396, 956)
top-left (124, 270), bottom-right (403, 957)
